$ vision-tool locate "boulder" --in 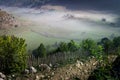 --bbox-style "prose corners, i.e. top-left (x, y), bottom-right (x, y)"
top-left (0, 72), bottom-right (6, 79)
top-left (29, 66), bottom-right (37, 73)
top-left (35, 75), bottom-right (40, 80)
top-left (39, 74), bottom-right (45, 79)
top-left (49, 63), bottom-right (52, 67)
top-left (0, 78), bottom-right (4, 80)
top-left (39, 64), bottom-right (51, 72)
top-left (24, 69), bottom-right (29, 74)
